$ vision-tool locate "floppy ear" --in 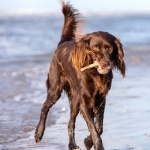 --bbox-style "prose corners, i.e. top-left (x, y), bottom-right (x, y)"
top-left (113, 39), bottom-right (126, 77)
top-left (72, 36), bottom-right (94, 70)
